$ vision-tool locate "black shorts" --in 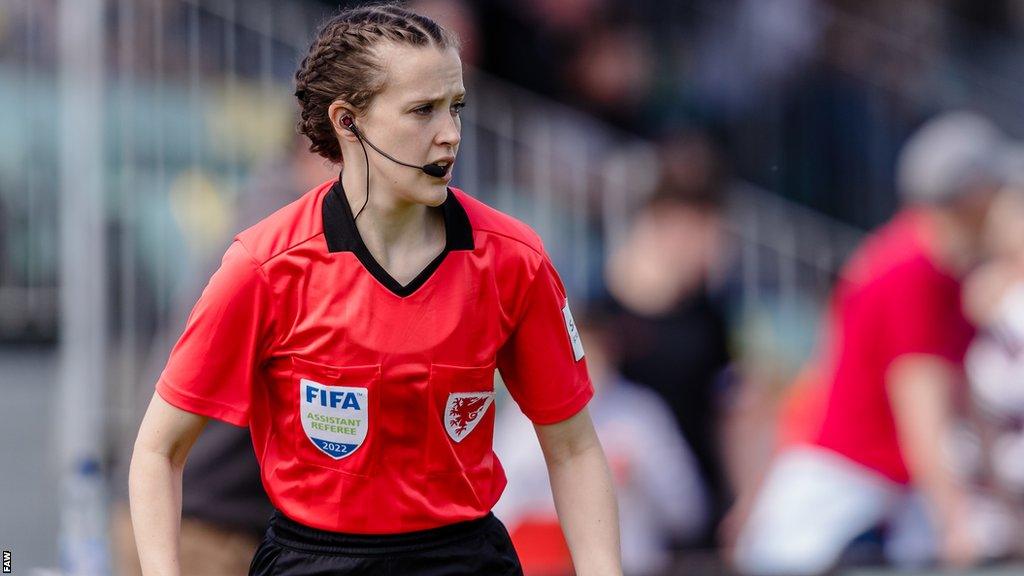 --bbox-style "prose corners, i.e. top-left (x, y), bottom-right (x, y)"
top-left (248, 509), bottom-right (524, 575)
